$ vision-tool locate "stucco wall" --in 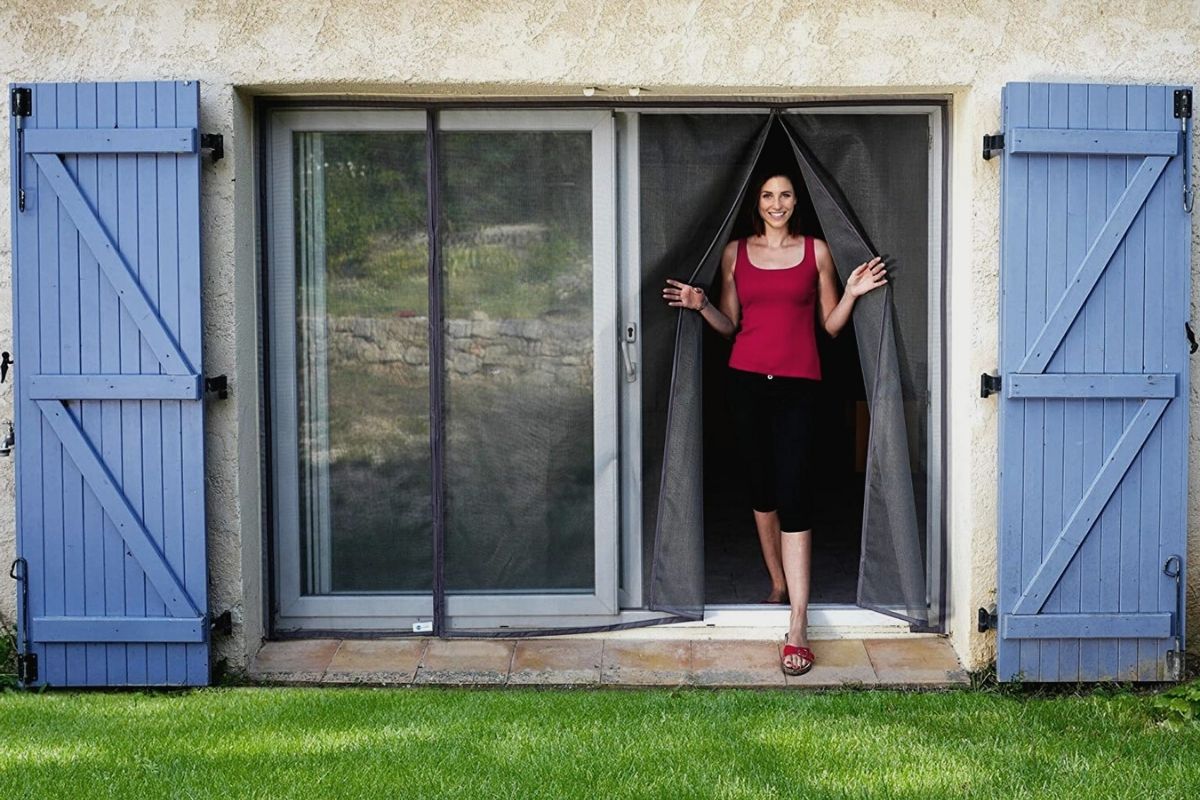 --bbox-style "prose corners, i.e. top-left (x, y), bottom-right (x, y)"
top-left (1, 0), bottom-right (1198, 674)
